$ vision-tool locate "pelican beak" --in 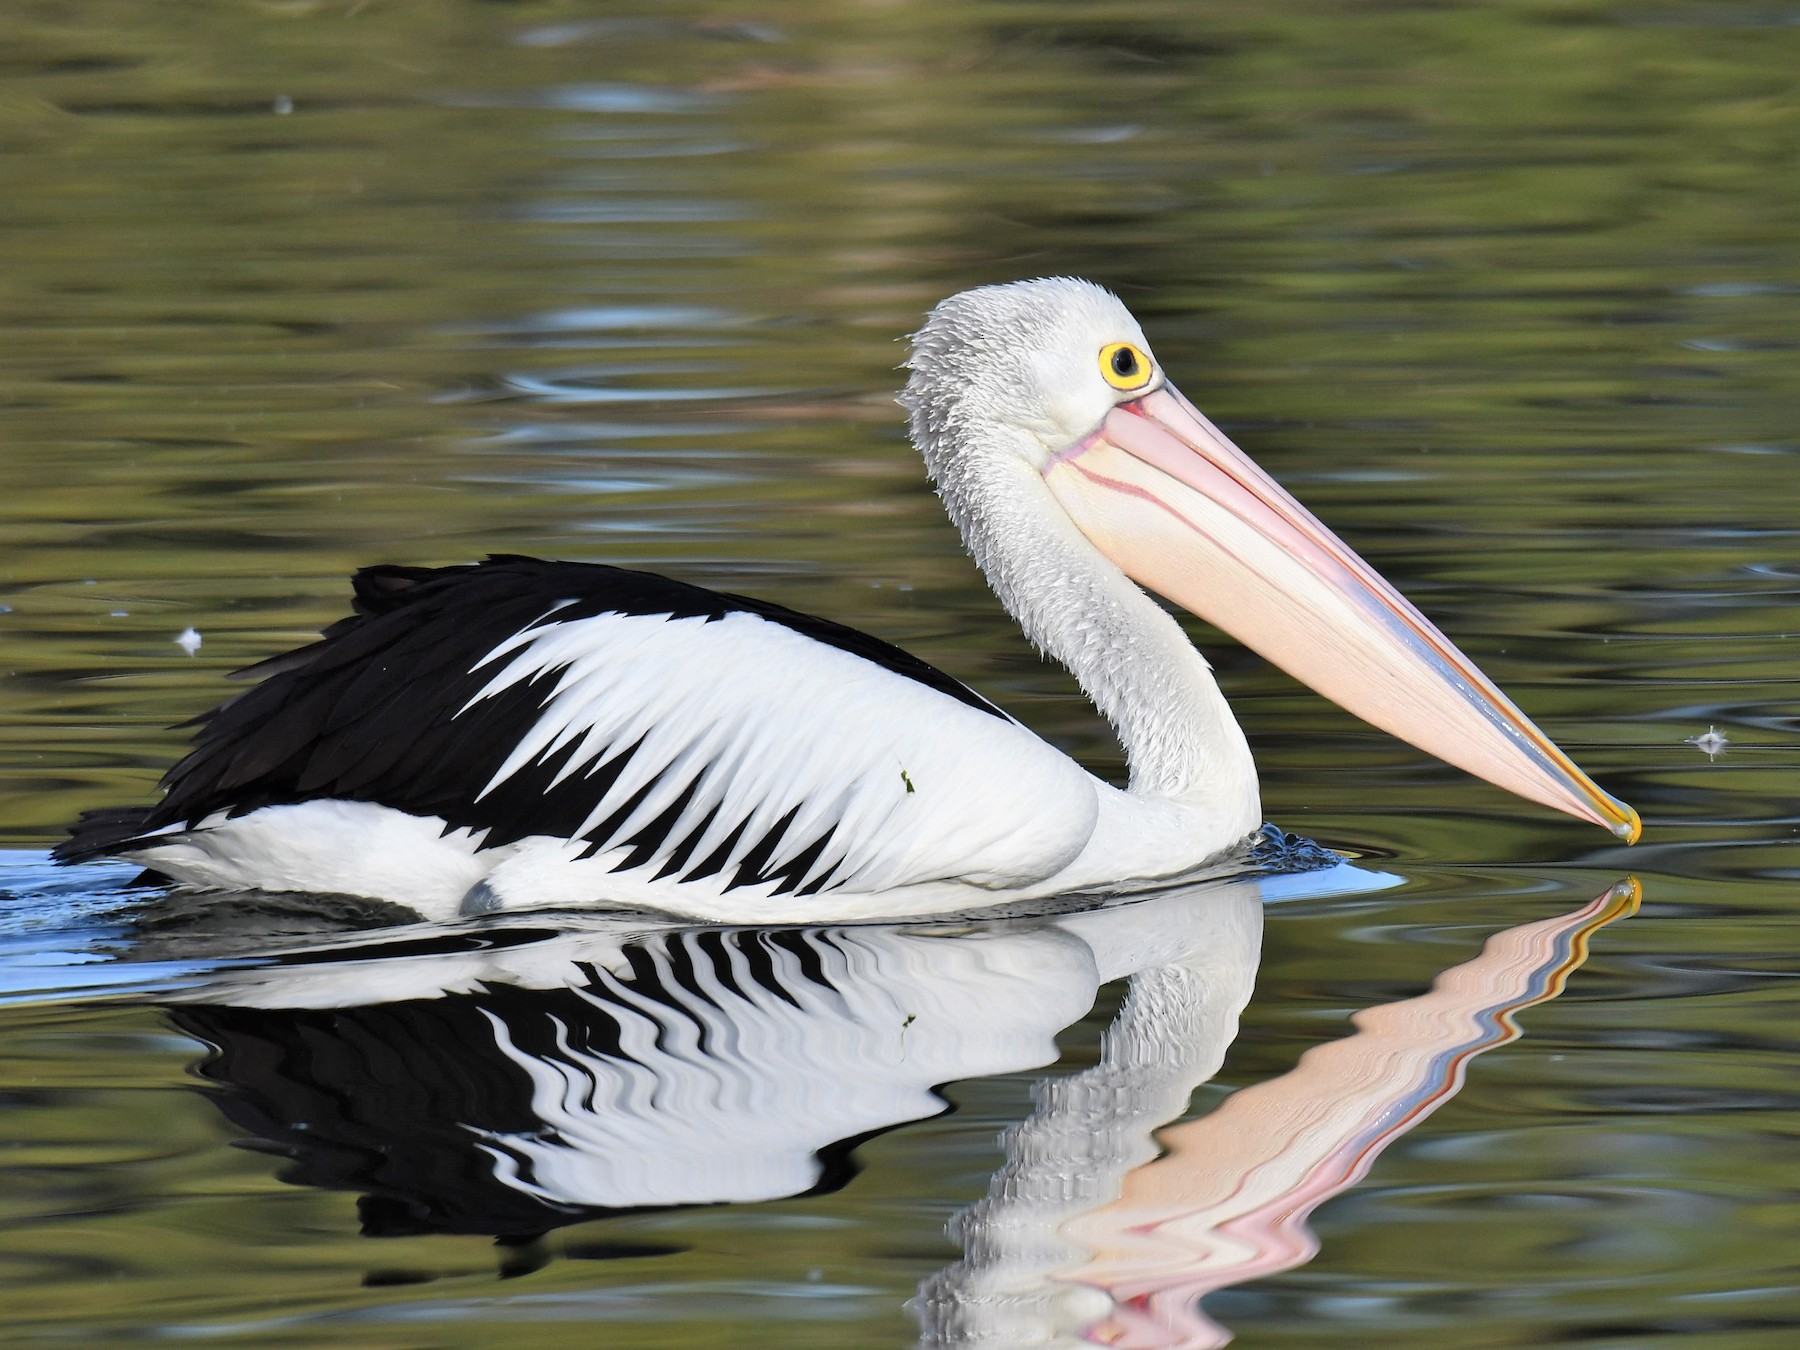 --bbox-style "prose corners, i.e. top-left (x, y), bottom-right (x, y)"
top-left (1043, 384), bottom-right (1639, 841)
